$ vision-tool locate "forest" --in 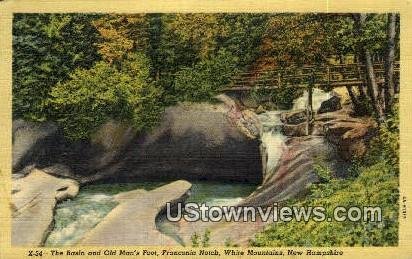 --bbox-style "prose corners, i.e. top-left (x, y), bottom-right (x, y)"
top-left (12, 13), bottom-right (400, 246)
top-left (13, 13), bottom-right (399, 138)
